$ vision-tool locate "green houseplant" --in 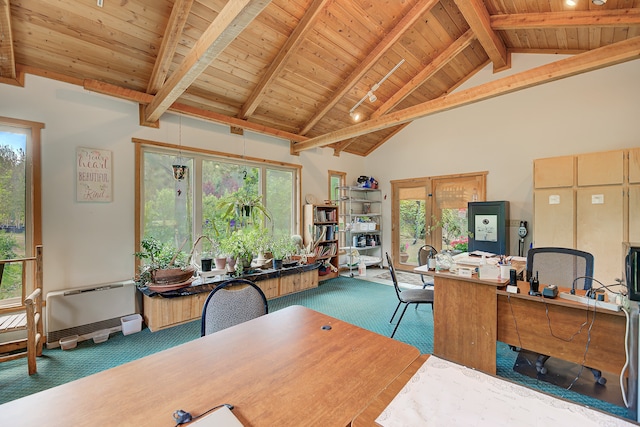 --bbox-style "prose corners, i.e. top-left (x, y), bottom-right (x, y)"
top-left (269, 235), bottom-right (296, 269)
top-left (135, 236), bottom-right (195, 287)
